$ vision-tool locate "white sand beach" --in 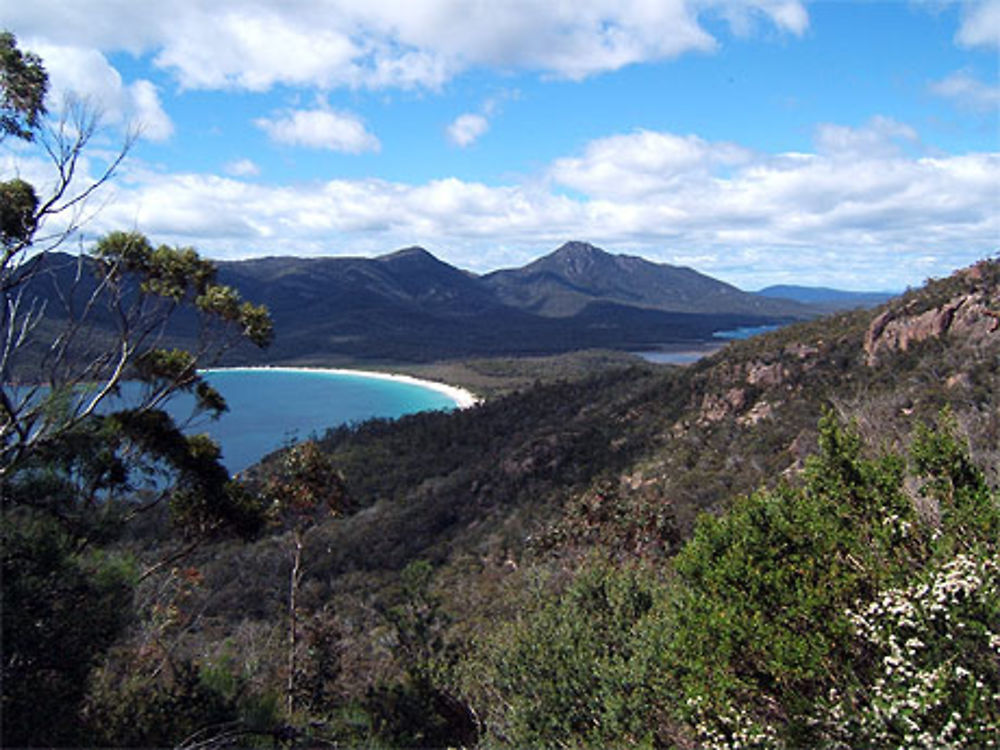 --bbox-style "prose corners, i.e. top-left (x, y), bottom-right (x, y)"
top-left (199, 366), bottom-right (481, 409)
